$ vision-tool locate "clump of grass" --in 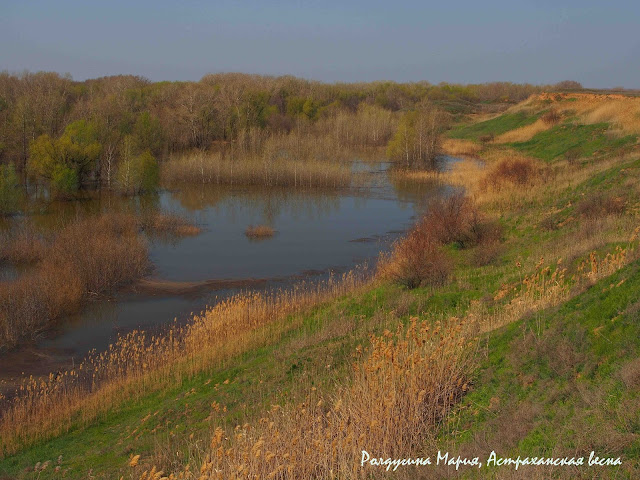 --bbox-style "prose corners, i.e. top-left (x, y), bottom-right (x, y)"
top-left (244, 224), bottom-right (275, 239)
top-left (139, 212), bottom-right (201, 237)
